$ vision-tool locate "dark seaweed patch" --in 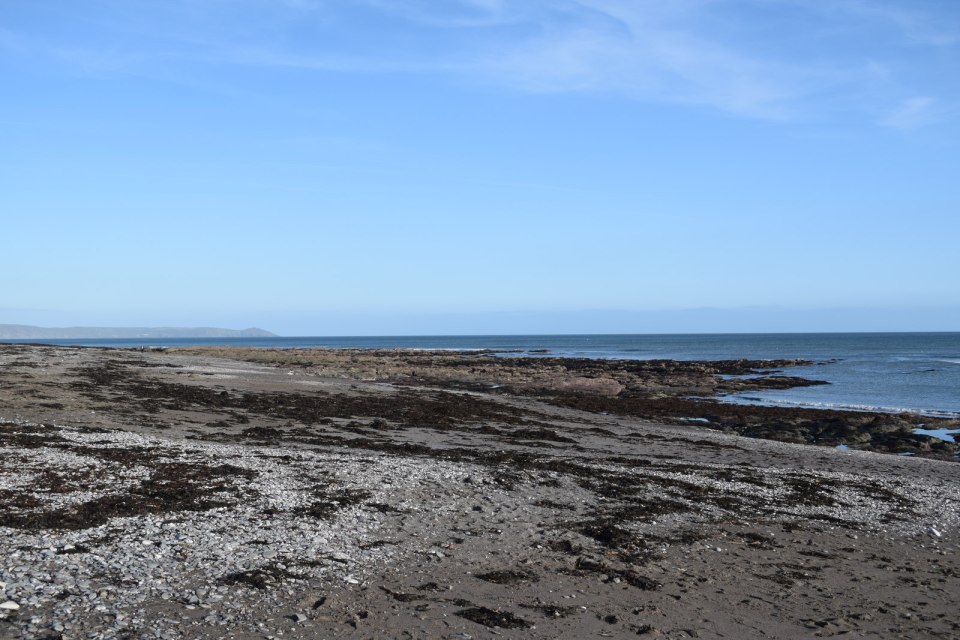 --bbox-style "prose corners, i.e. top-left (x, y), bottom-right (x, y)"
top-left (520, 603), bottom-right (580, 618)
top-left (221, 563), bottom-right (303, 590)
top-left (455, 607), bottom-right (532, 629)
top-left (379, 586), bottom-right (423, 602)
top-left (475, 568), bottom-right (539, 585)
top-left (577, 522), bottom-right (635, 549)
top-left (0, 461), bottom-right (257, 531)
top-left (70, 362), bottom-right (542, 431)
top-left (294, 488), bottom-right (371, 519)
top-left (0, 422), bottom-right (70, 448)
